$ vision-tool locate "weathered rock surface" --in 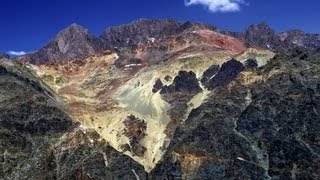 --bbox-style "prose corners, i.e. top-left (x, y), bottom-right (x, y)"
top-left (224, 23), bottom-right (320, 53)
top-left (0, 59), bottom-right (147, 179)
top-left (151, 52), bottom-right (320, 179)
top-left (152, 78), bottom-right (164, 93)
top-left (100, 19), bottom-right (200, 50)
top-left (160, 70), bottom-right (202, 121)
top-left (205, 59), bottom-right (245, 90)
top-left (22, 19), bottom-right (246, 65)
top-left (21, 23), bottom-right (102, 64)
top-left (19, 19), bottom-right (320, 65)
